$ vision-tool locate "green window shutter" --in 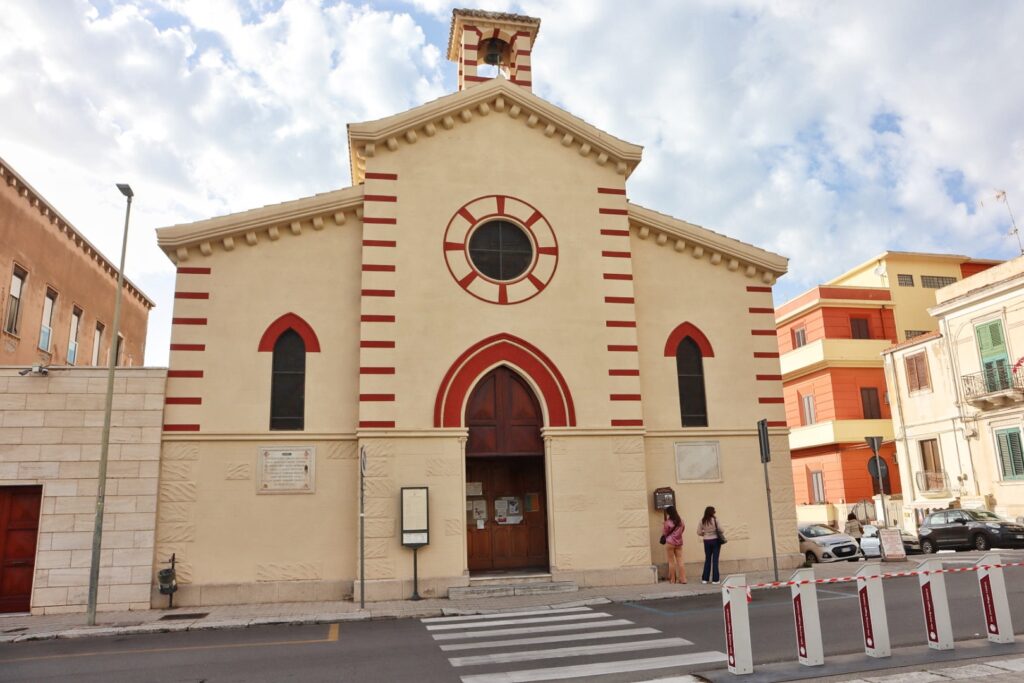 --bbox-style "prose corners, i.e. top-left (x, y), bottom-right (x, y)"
top-left (977, 321), bottom-right (1008, 363)
top-left (1009, 431), bottom-right (1024, 478)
